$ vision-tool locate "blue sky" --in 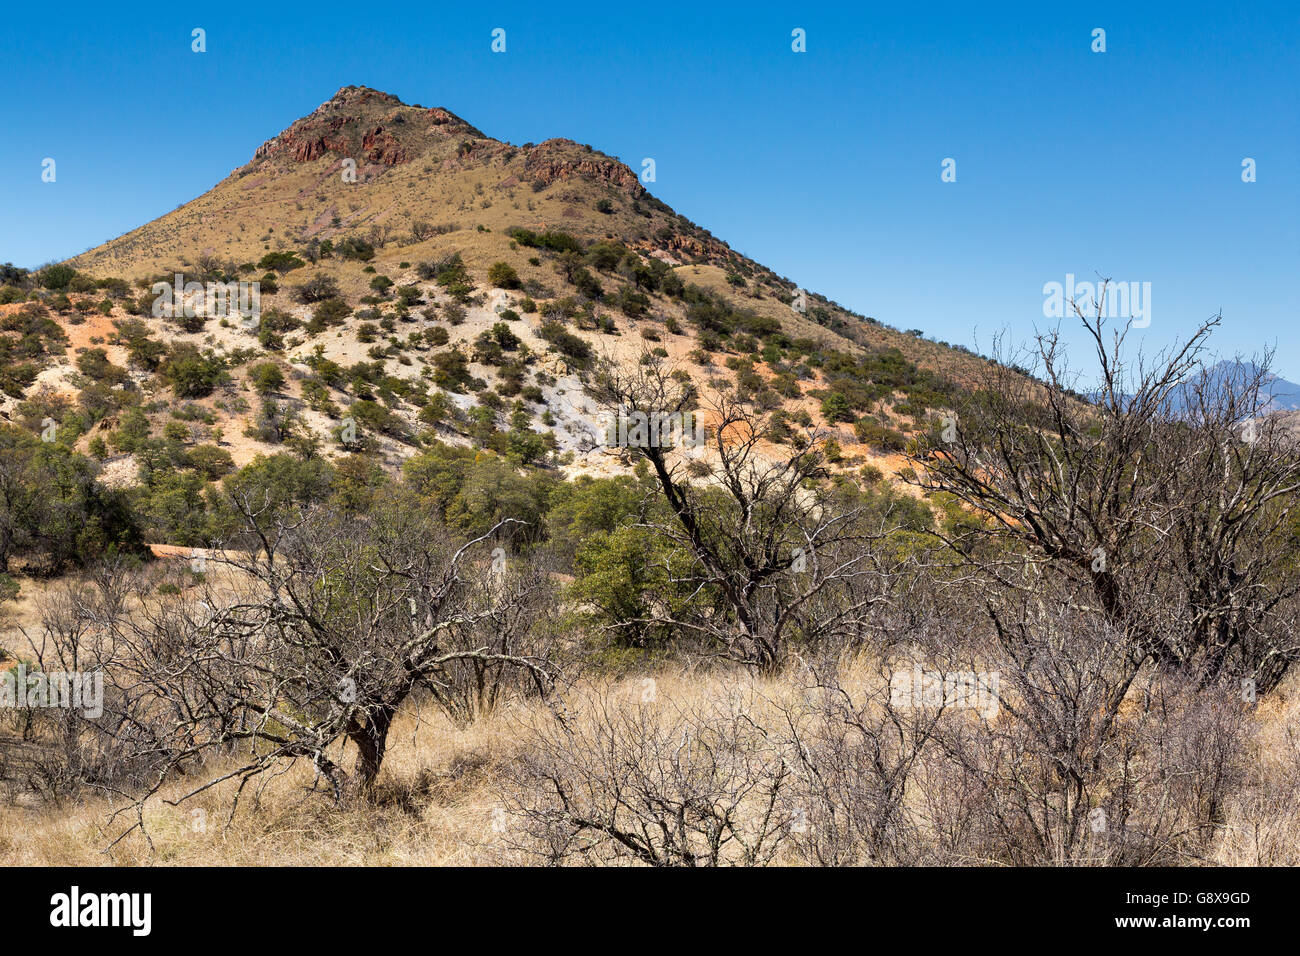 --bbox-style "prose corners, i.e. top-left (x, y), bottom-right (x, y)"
top-left (2, 0), bottom-right (1296, 378)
